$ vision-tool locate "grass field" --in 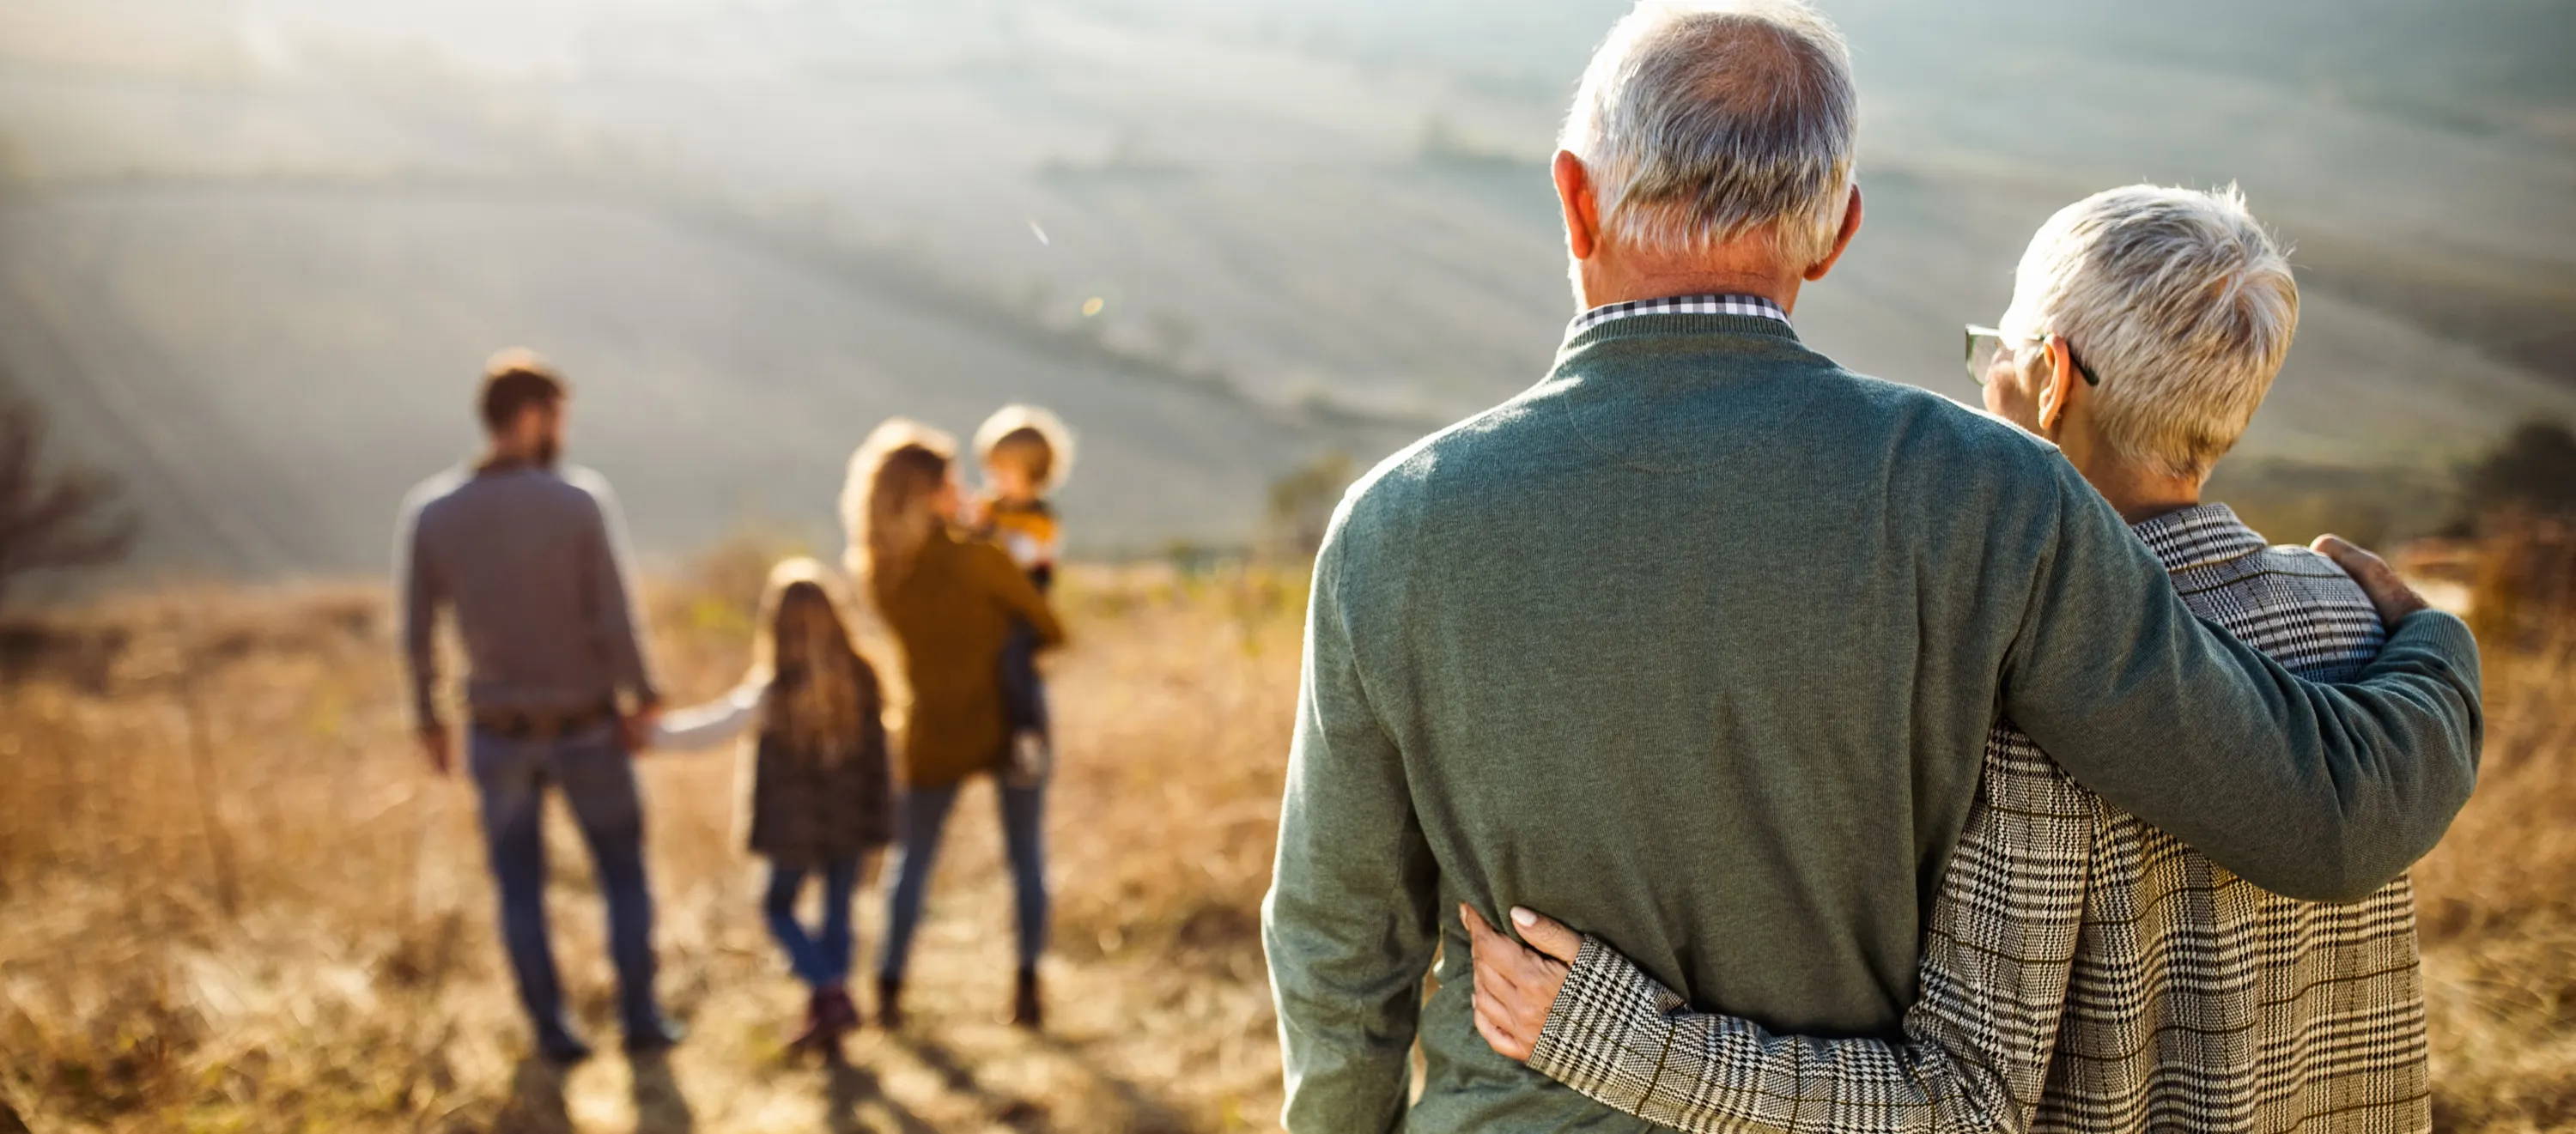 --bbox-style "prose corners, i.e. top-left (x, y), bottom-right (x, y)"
top-left (0, 543), bottom-right (2571, 1132)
